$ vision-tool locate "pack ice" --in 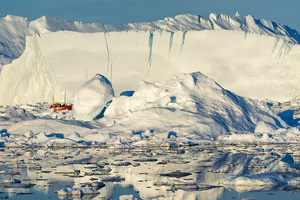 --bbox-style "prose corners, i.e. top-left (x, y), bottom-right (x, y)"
top-left (1, 13), bottom-right (300, 104)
